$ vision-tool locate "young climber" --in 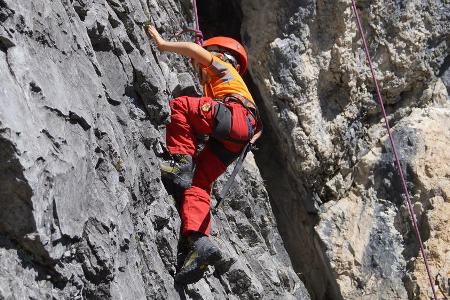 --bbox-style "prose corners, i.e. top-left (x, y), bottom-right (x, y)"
top-left (147, 25), bottom-right (261, 284)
